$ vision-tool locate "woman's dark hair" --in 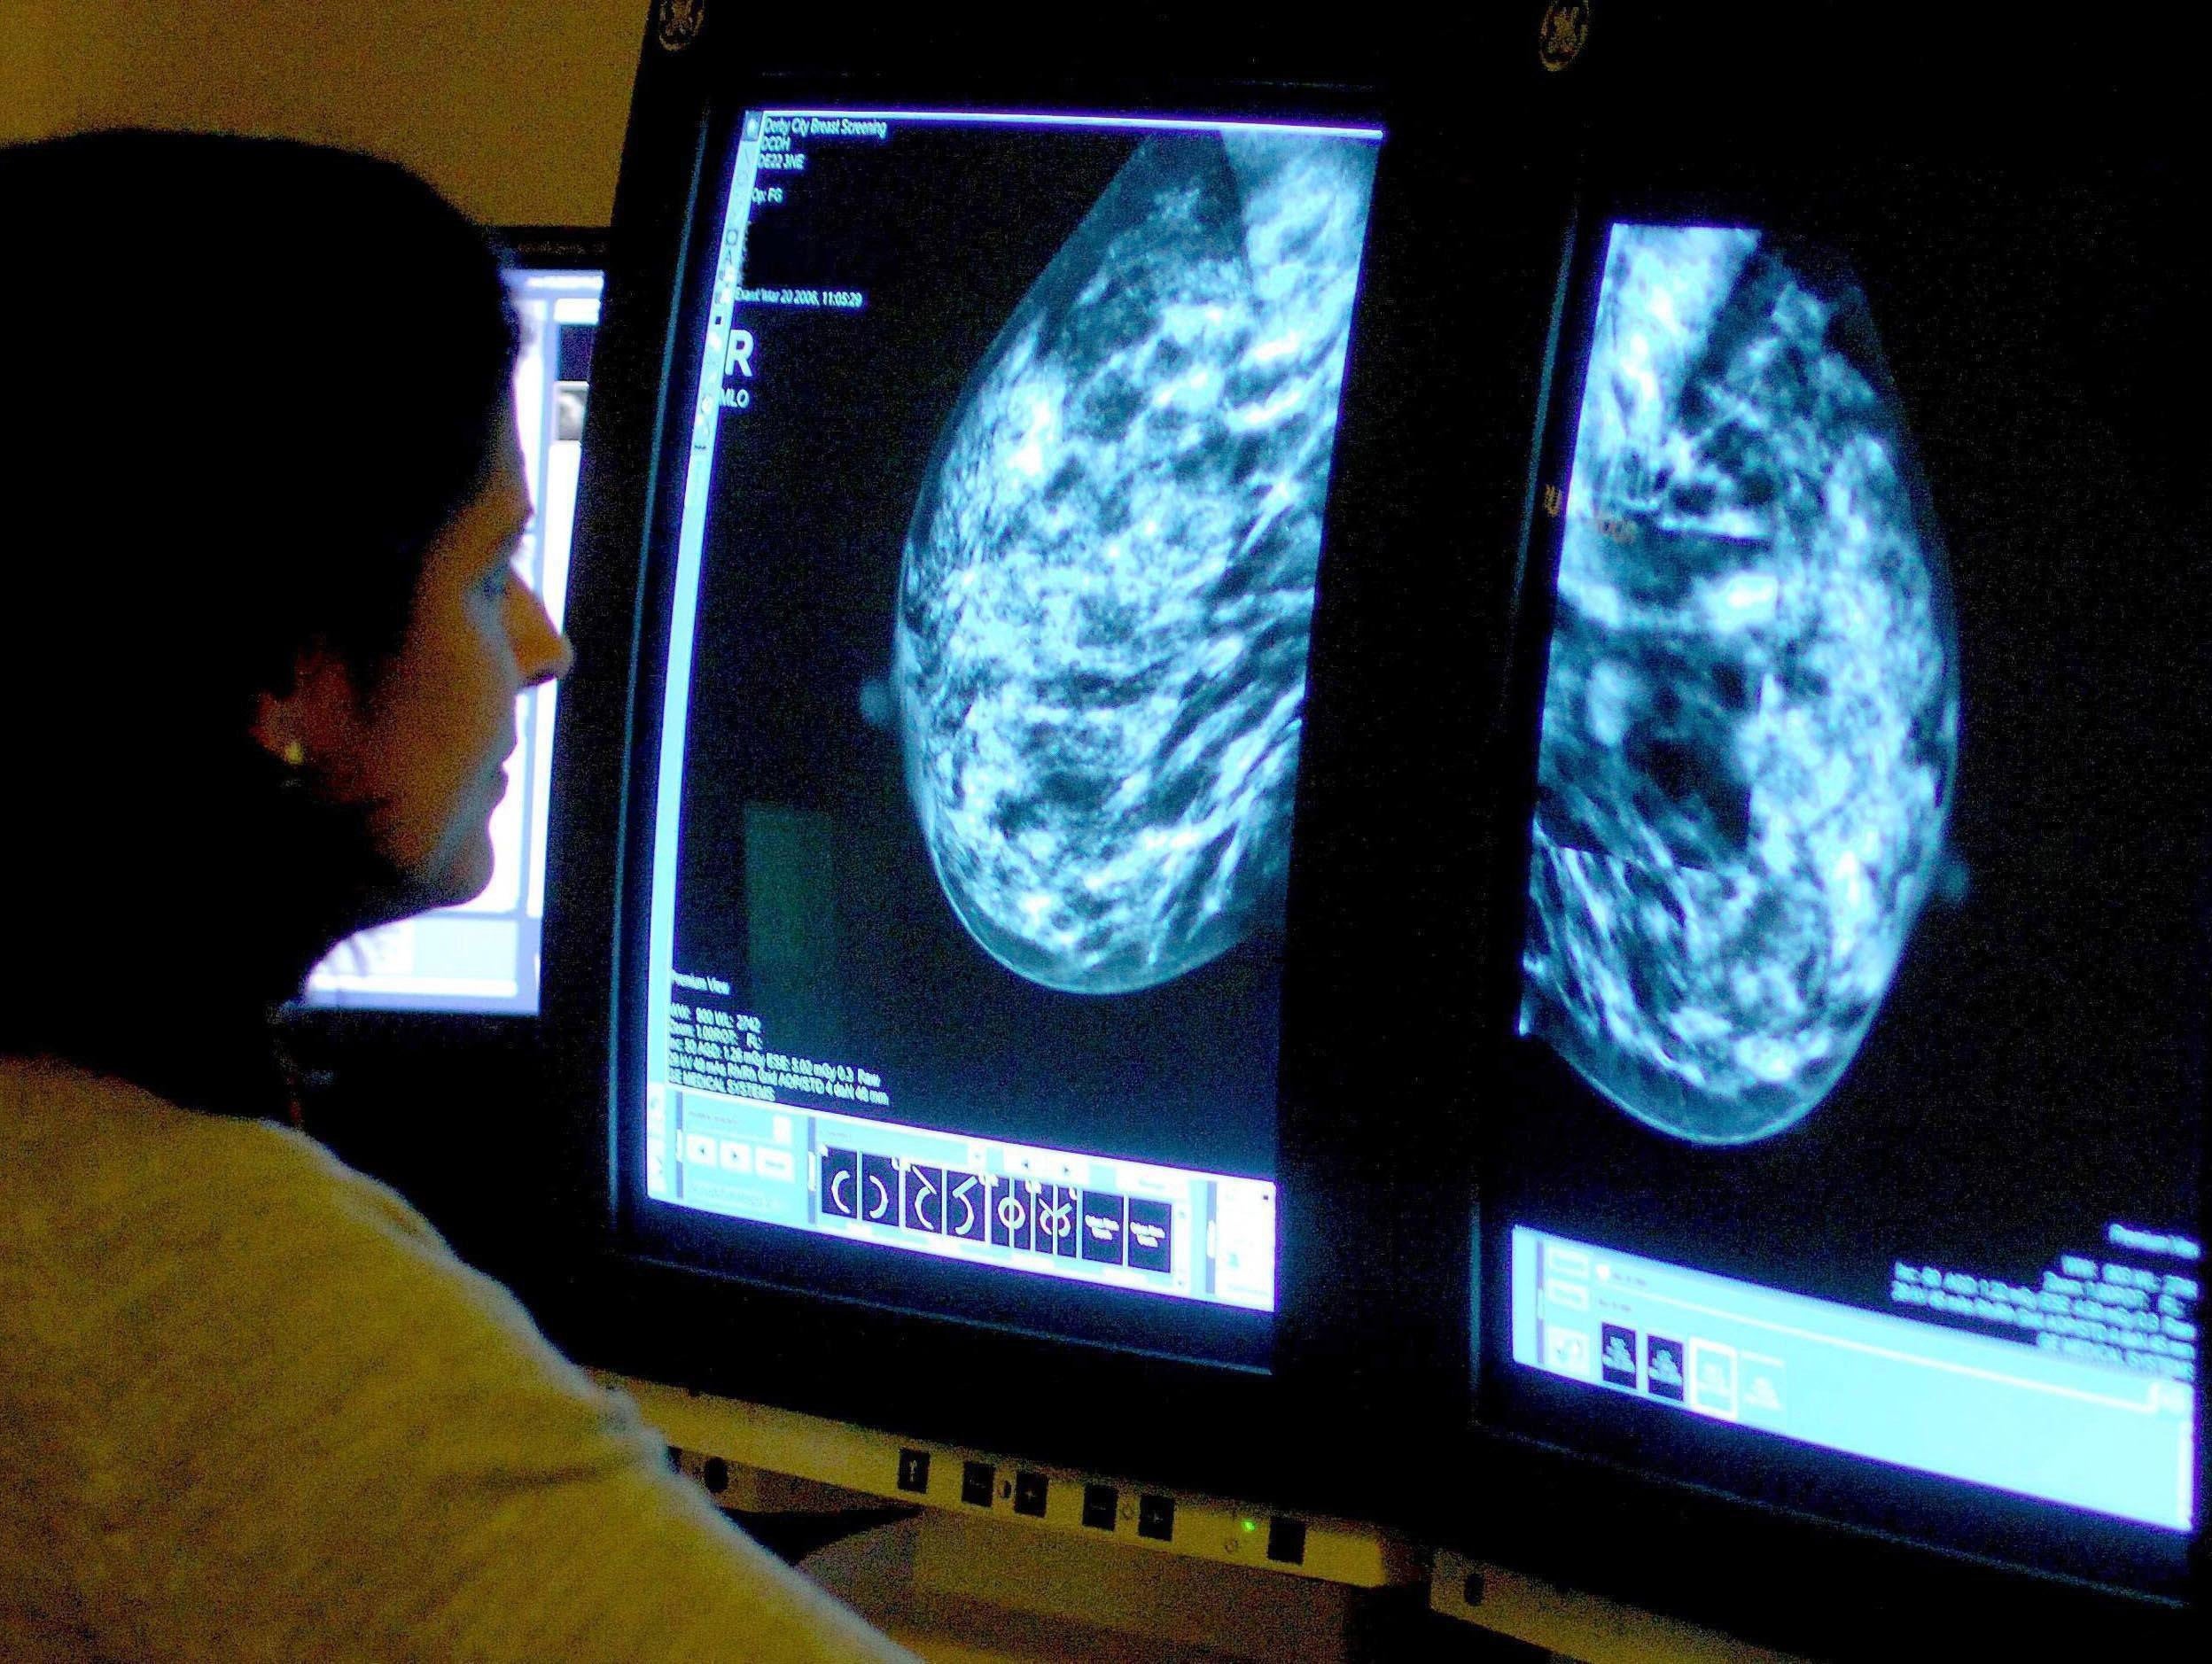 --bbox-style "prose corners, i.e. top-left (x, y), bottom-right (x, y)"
top-left (0, 130), bottom-right (519, 1115)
